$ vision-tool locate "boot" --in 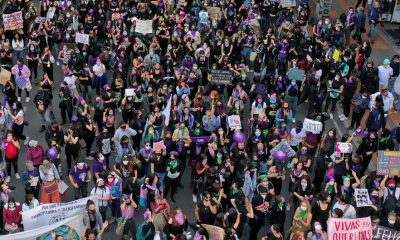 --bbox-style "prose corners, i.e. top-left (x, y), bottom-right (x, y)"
top-left (40, 125), bottom-right (46, 132)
